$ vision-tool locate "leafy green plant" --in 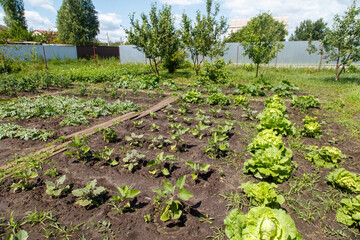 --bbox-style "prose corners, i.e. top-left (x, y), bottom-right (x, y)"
top-left (243, 146), bottom-right (294, 183)
top-left (149, 111), bottom-right (157, 118)
top-left (189, 121), bottom-right (210, 139)
top-left (102, 127), bottom-right (117, 143)
top-left (0, 211), bottom-right (29, 240)
top-left (72, 179), bottom-right (106, 207)
top-left (291, 95), bottom-right (319, 110)
top-left (239, 181), bottom-right (285, 207)
top-left (146, 152), bottom-right (176, 176)
top-left (153, 176), bottom-right (194, 222)
top-left (182, 89), bottom-right (202, 103)
top-left (199, 59), bottom-right (228, 84)
top-left (109, 185), bottom-right (141, 214)
top-left (125, 133), bottom-right (144, 146)
top-left (44, 167), bottom-right (59, 178)
top-left (301, 116), bottom-right (322, 138)
top-left (132, 120), bottom-right (143, 128)
top-left (241, 107), bottom-right (258, 121)
top-left (237, 83), bottom-right (265, 96)
top-left (11, 168), bottom-right (38, 192)
top-left (210, 107), bottom-right (221, 117)
top-left (224, 207), bottom-right (303, 240)
top-left (170, 126), bottom-right (189, 152)
top-left (326, 168), bottom-right (360, 193)
top-left (109, 87), bottom-right (118, 99)
top-left (256, 107), bottom-right (295, 136)
top-left (185, 161), bottom-right (210, 181)
top-left (206, 93), bottom-right (231, 106)
top-left (247, 129), bottom-right (284, 154)
top-left (204, 132), bottom-right (230, 158)
top-left (150, 123), bottom-right (159, 132)
top-left (93, 146), bottom-right (118, 166)
top-left (195, 110), bottom-right (211, 124)
top-left (46, 175), bottom-right (70, 198)
top-left (0, 123), bottom-right (54, 141)
top-left (65, 135), bottom-right (92, 161)
top-left (149, 135), bottom-right (172, 149)
top-left (336, 195), bottom-right (360, 227)
top-left (122, 150), bottom-right (145, 172)
top-left (306, 145), bottom-right (344, 168)
top-left (234, 95), bottom-right (249, 107)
